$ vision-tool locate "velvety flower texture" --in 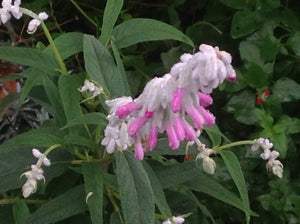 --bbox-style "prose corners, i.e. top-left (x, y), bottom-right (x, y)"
top-left (101, 44), bottom-right (236, 160)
